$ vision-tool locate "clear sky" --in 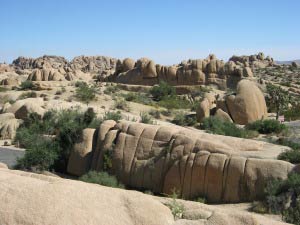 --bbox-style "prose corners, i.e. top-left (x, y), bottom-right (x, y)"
top-left (1, 0), bottom-right (299, 64)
